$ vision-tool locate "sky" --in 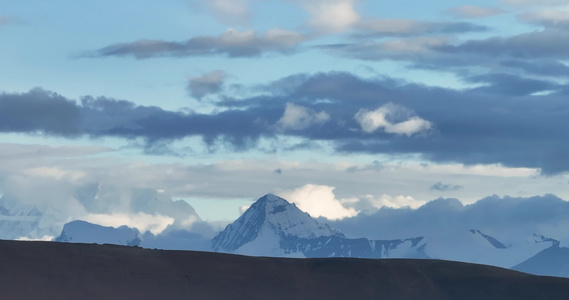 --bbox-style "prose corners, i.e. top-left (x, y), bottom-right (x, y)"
top-left (1, 0), bottom-right (569, 235)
